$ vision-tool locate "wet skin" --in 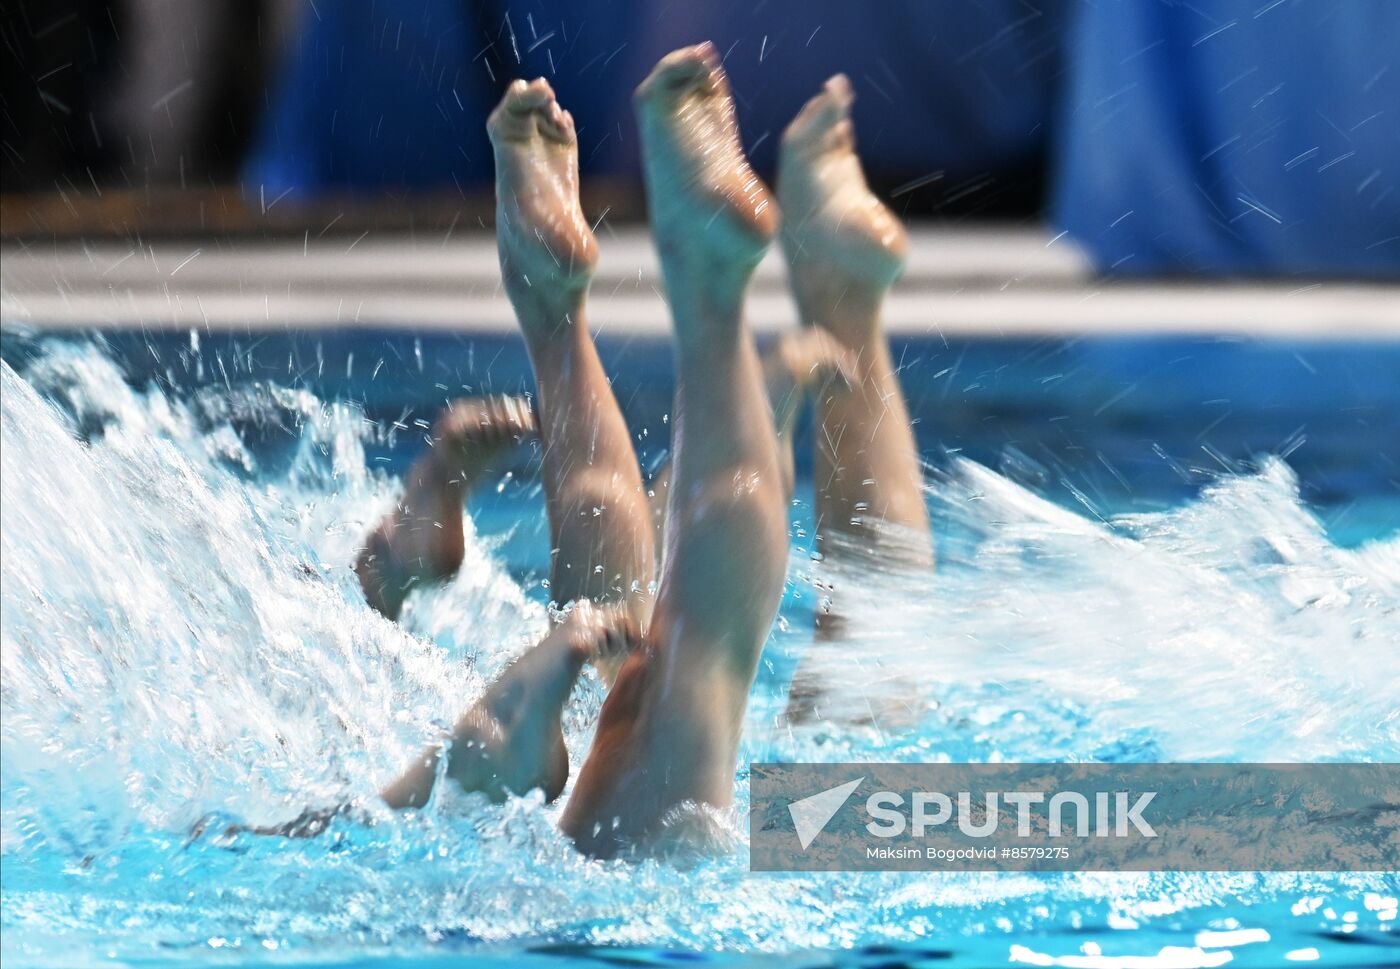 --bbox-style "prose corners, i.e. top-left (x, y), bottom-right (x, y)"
top-left (490, 77), bottom-right (657, 628)
top-left (560, 44), bottom-right (790, 856)
top-left (346, 61), bottom-right (934, 855)
top-left (354, 395), bottom-right (536, 620)
top-left (380, 601), bottom-right (639, 809)
top-left (778, 74), bottom-right (932, 566)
